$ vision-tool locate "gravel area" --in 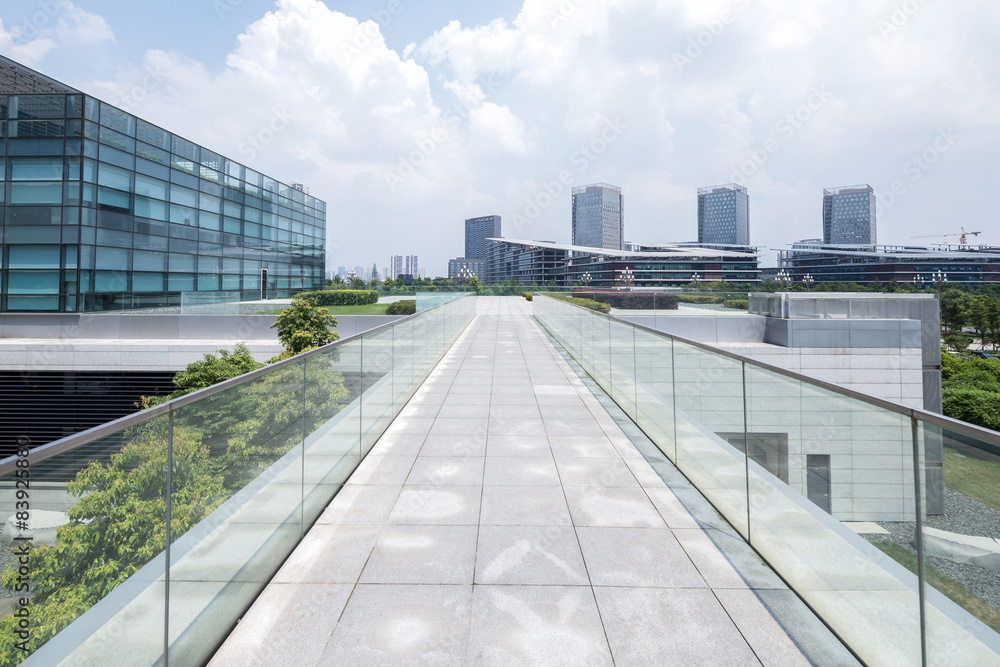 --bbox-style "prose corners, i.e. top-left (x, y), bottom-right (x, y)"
top-left (864, 487), bottom-right (1000, 611)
